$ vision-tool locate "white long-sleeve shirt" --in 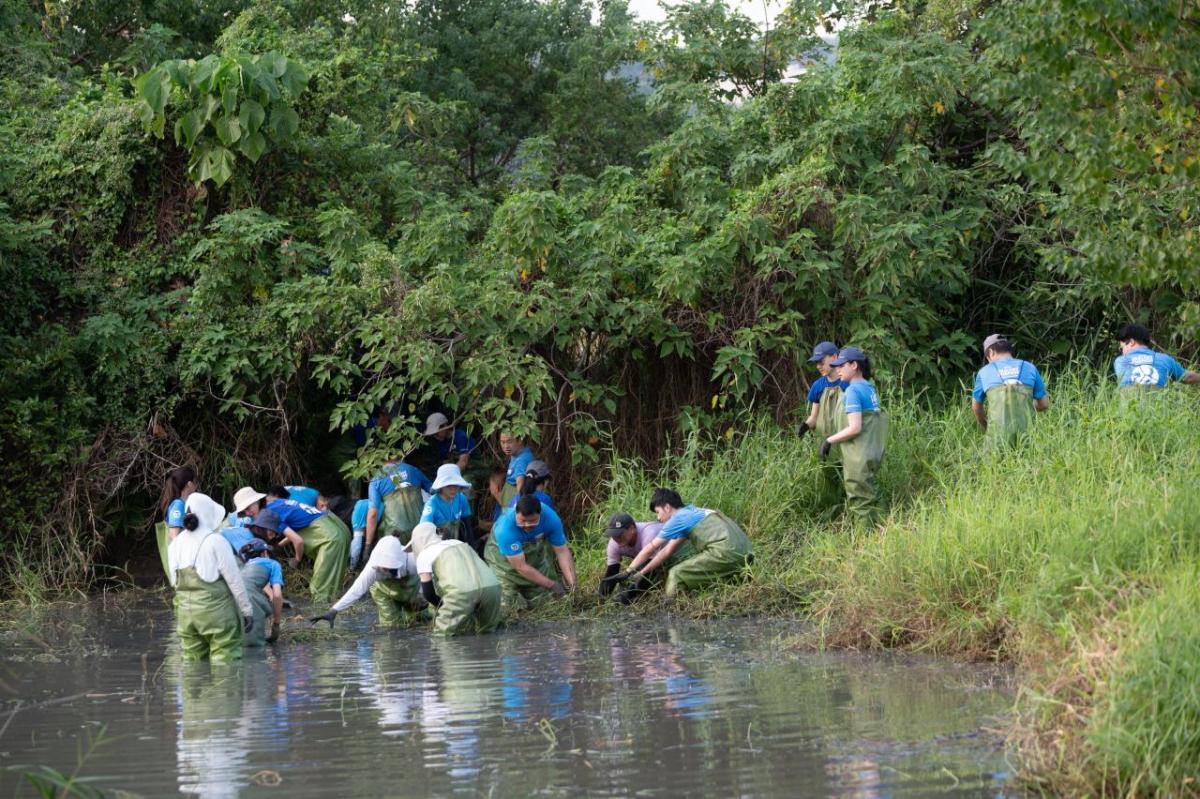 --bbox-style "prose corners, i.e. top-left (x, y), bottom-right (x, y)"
top-left (168, 530), bottom-right (253, 617)
top-left (332, 549), bottom-right (418, 612)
